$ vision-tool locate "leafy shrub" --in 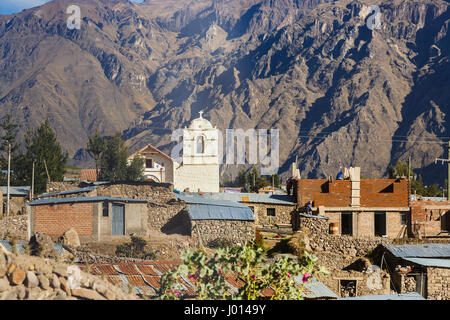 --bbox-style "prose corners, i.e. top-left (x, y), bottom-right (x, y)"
top-left (115, 236), bottom-right (157, 260)
top-left (254, 230), bottom-right (264, 249)
top-left (158, 243), bottom-right (328, 300)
